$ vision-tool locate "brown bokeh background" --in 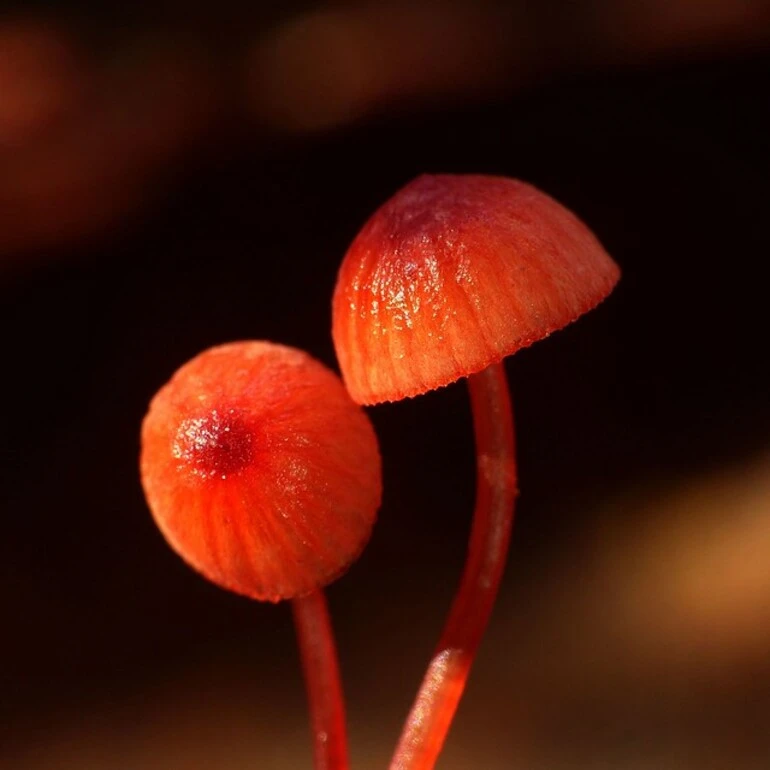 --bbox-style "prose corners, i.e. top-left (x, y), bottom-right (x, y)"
top-left (2, 2), bottom-right (770, 768)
